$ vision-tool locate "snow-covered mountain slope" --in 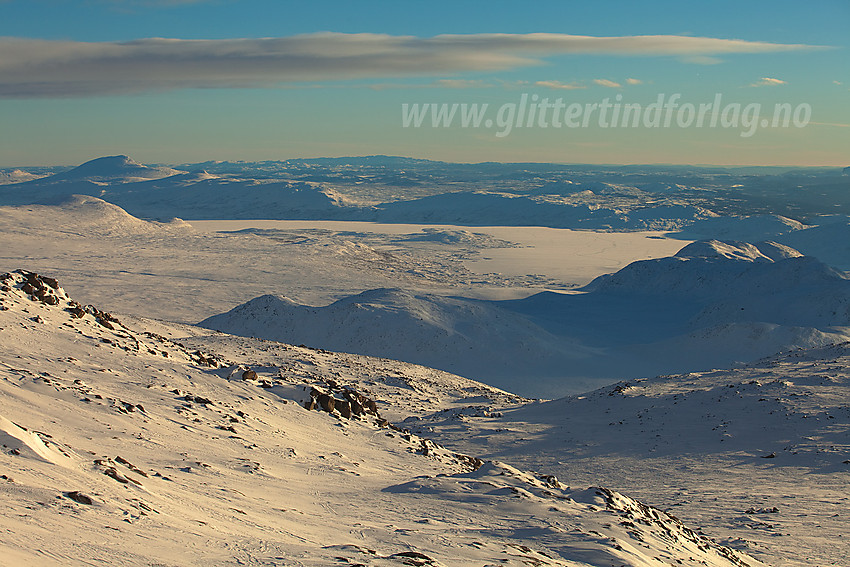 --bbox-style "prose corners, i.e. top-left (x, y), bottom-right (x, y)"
top-left (0, 270), bottom-right (762, 567)
top-left (99, 177), bottom-right (350, 220)
top-left (670, 215), bottom-right (850, 271)
top-left (400, 343), bottom-right (850, 567)
top-left (0, 156), bottom-right (348, 219)
top-left (202, 240), bottom-right (850, 397)
top-left (0, 194), bottom-right (192, 237)
top-left (199, 289), bottom-right (597, 394)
